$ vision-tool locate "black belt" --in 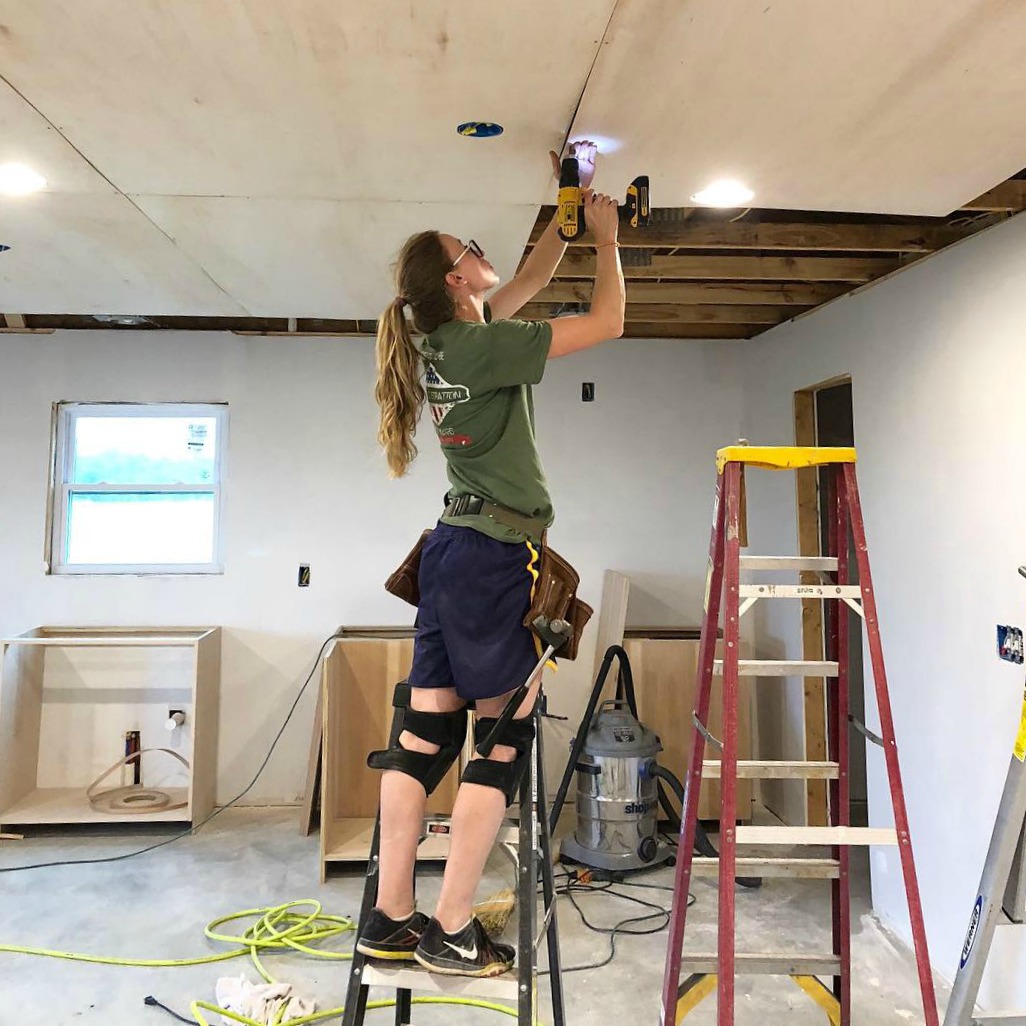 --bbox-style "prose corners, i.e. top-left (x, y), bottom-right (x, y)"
top-left (443, 493), bottom-right (547, 540)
